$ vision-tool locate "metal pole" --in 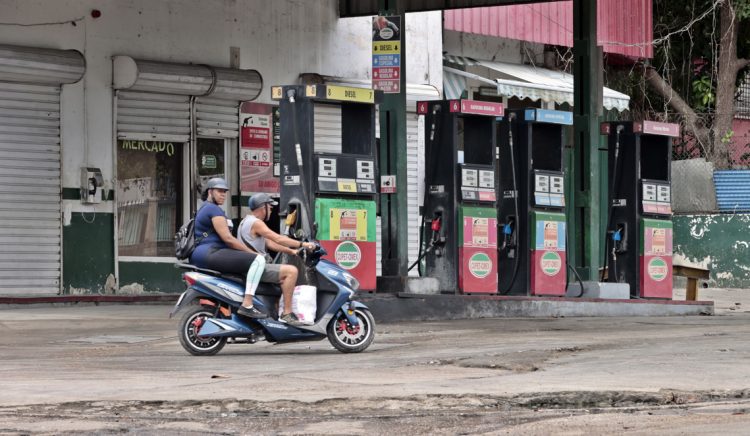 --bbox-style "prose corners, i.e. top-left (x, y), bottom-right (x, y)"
top-left (572, 0), bottom-right (603, 281)
top-left (378, 0), bottom-right (409, 281)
